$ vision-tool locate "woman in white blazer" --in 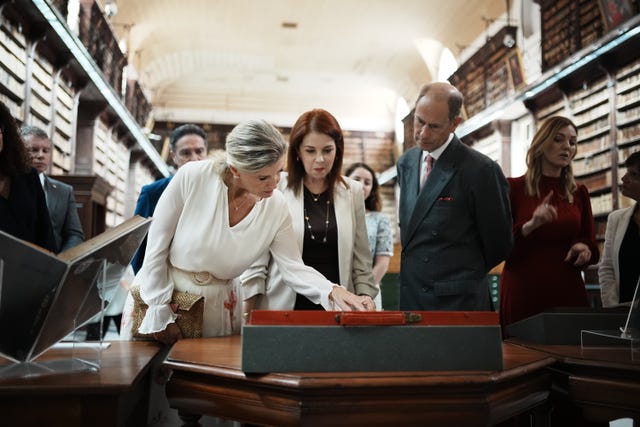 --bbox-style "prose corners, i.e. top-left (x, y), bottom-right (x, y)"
top-left (599, 151), bottom-right (640, 307)
top-left (242, 109), bottom-right (378, 311)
